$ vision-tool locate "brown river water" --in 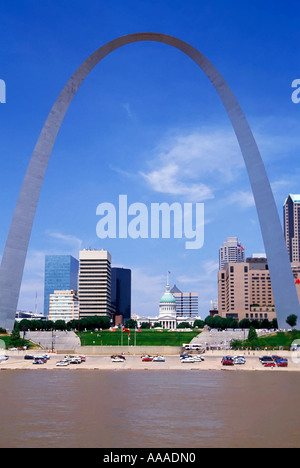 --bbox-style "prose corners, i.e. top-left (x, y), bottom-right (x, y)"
top-left (0, 369), bottom-right (299, 448)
